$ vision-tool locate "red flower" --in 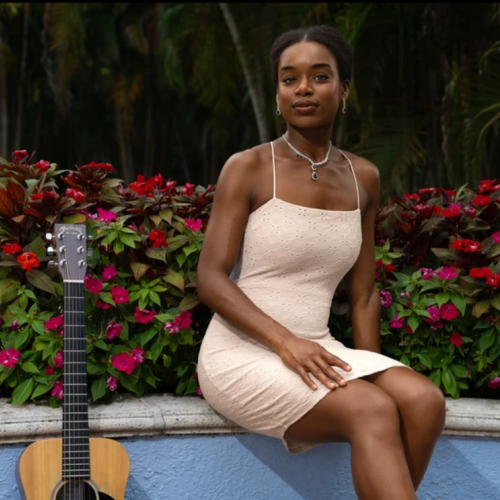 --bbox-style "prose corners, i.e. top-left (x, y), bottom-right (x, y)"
top-left (66, 188), bottom-right (86, 203)
top-left (184, 218), bottom-right (203, 232)
top-left (440, 188), bottom-right (457, 197)
top-left (107, 376), bottom-right (118, 391)
top-left (486, 274), bottom-right (500, 288)
top-left (12, 150), bottom-right (28, 162)
top-left (134, 306), bottom-right (157, 324)
top-left (1, 243), bottom-right (22, 255)
top-left (439, 303), bottom-right (459, 321)
top-left (432, 205), bottom-right (444, 216)
top-left (111, 352), bottom-right (137, 374)
top-left (106, 322), bottom-right (123, 340)
top-left (149, 228), bottom-right (168, 248)
top-left (34, 160), bottom-right (51, 172)
top-left (478, 179), bottom-right (498, 194)
top-left (54, 351), bottom-right (64, 368)
top-left (102, 264), bottom-right (118, 281)
top-left (418, 187), bottom-right (437, 195)
top-left (413, 204), bottom-right (432, 217)
top-left (471, 195), bottom-right (491, 207)
top-left (181, 182), bottom-right (196, 196)
top-left (0, 347), bottom-right (21, 368)
top-left (384, 264), bottom-right (395, 273)
top-left (45, 366), bottom-right (55, 375)
top-left (110, 285), bottom-right (130, 304)
top-left (44, 315), bottom-right (64, 331)
top-left (84, 275), bottom-right (103, 294)
top-left (492, 231), bottom-right (500, 243)
top-left (96, 300), bottom-right (113, 309)
top-left (78, 161), bottom-right (114, 172)
top-left (450, 333), bottom-right (463, 347)
top-left (17, 252), bottom-right (40, 271)
top-left (442, 203), bottom-right (461, 217)
top-left (449, 239), bottom-right (482, 253)
top-left (463, 206), bottom-right (477, 218)
top-left (404, 193), bottom-right (420, 202)
top-left (52, 381), bottom-right (63, 400)
top-left (129, 346), bottom-right (146, 364)
top-left (405, 324), bottom-right (414, 335)
top-left (470, 267), bottom-right (493, 279)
